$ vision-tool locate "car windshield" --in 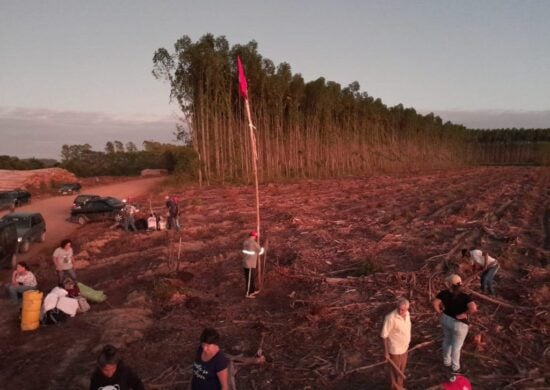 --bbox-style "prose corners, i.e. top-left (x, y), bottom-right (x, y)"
top-left (2, 216), bottom-right (31, 230)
